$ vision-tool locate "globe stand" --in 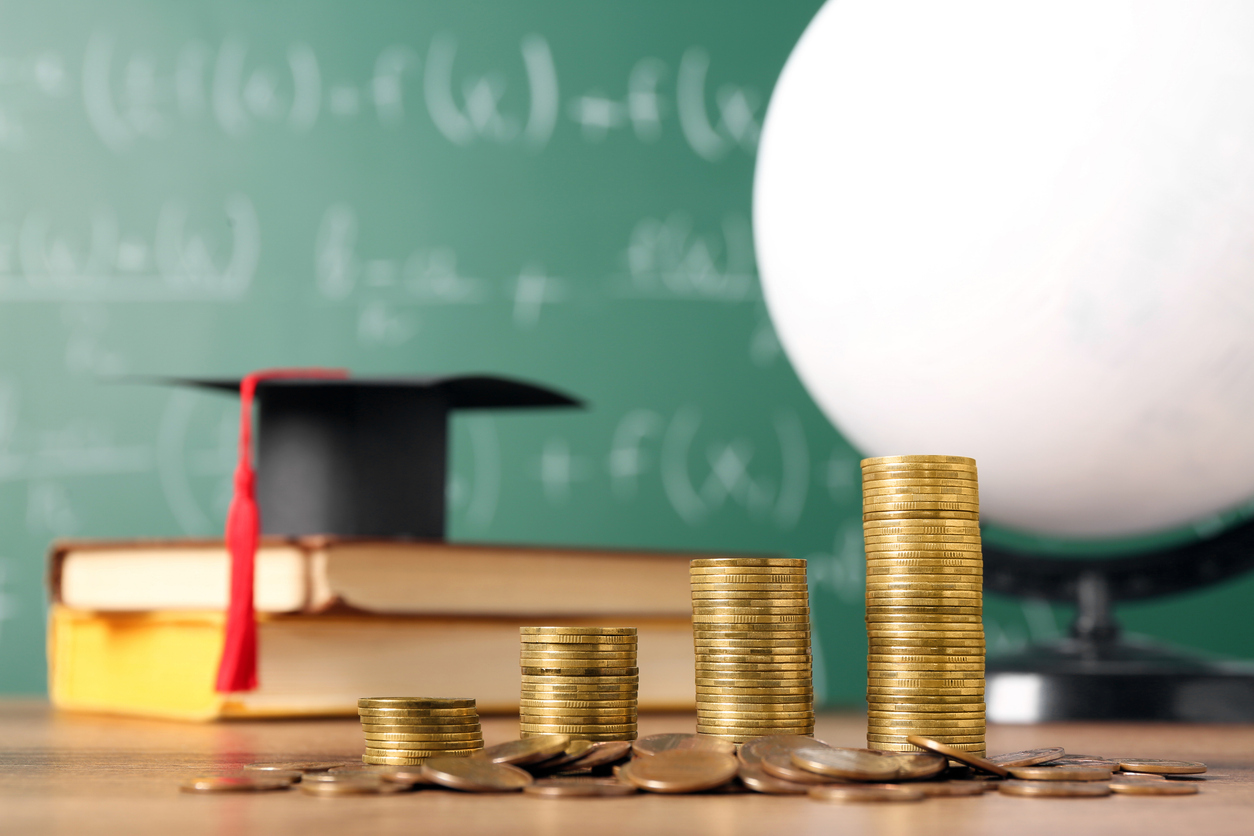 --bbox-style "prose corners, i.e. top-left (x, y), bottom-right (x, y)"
top-left (983, 526), bottom-right (1254, 722)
